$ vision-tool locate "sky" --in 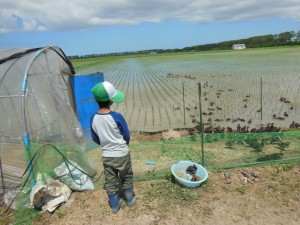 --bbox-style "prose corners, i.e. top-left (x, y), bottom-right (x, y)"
top-left (0, 0), bottom-right (300, 56)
